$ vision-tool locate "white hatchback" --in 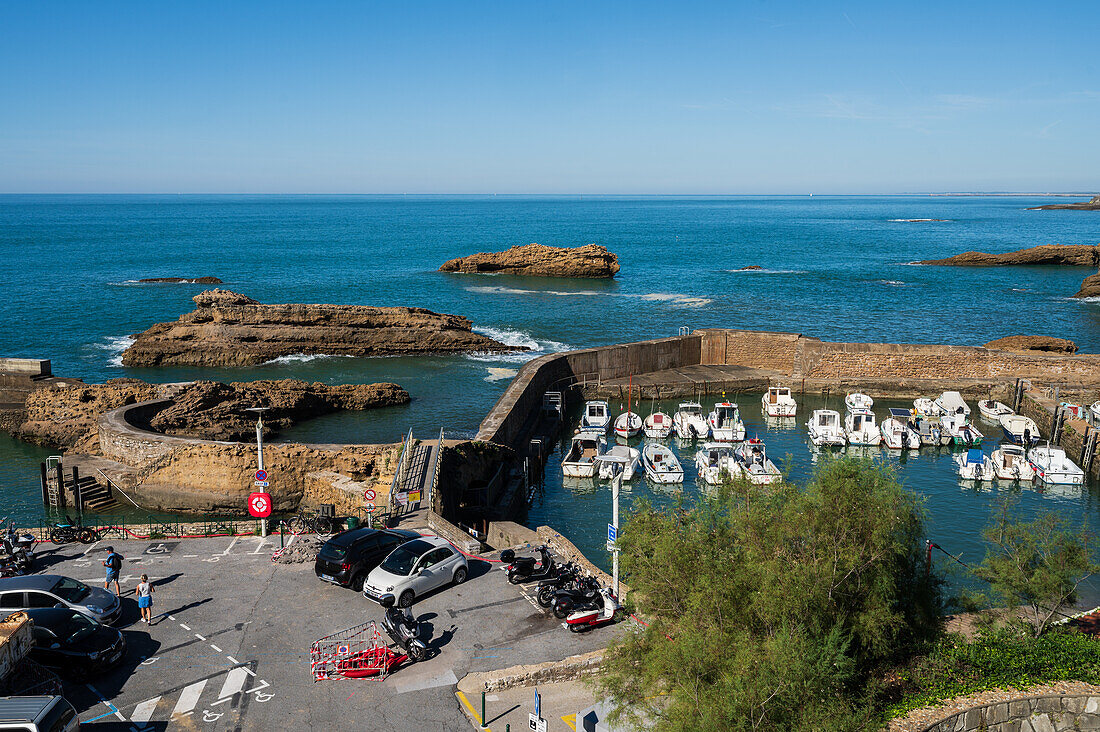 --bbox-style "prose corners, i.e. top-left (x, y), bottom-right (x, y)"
top-left (363, 535), bottom-right (469, 607)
